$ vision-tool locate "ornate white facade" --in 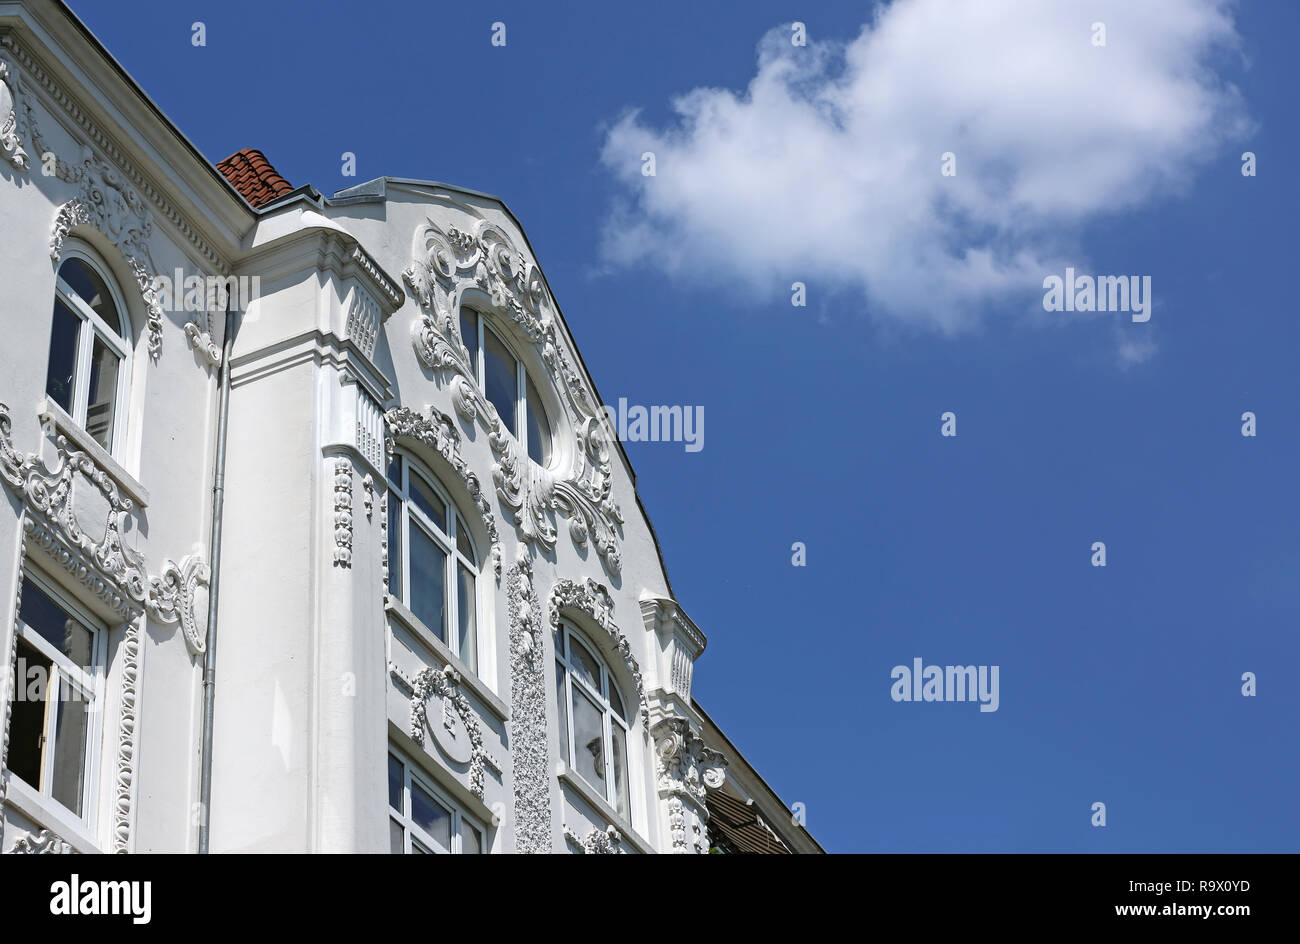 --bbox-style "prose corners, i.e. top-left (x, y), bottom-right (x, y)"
top-left (0, 1), bottom-right (820, 854)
